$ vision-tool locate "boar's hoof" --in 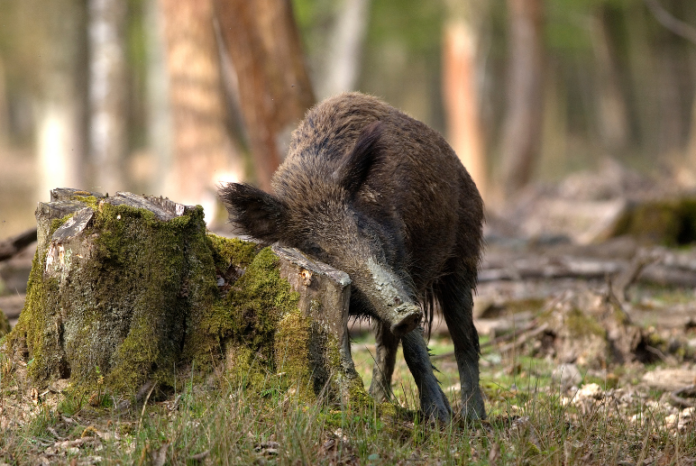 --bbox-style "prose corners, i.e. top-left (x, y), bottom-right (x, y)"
top-left (461, 396), bottom-right (487, 422)
top-left (389, 304), bottom-right (422, 336)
